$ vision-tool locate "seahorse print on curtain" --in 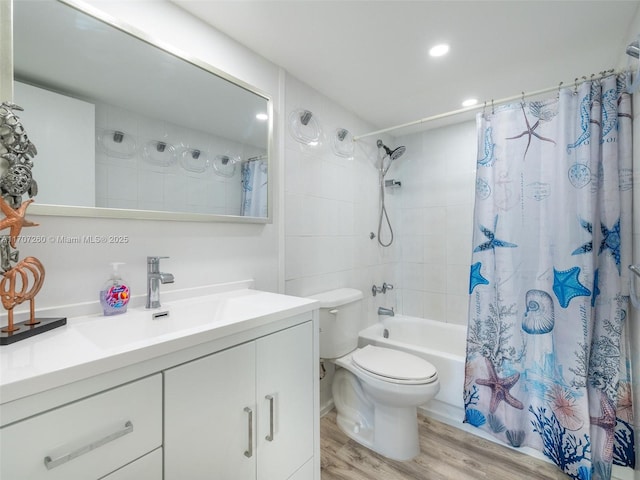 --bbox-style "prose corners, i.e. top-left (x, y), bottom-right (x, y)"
top-left (464, 74), bottom-right (635, 480)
